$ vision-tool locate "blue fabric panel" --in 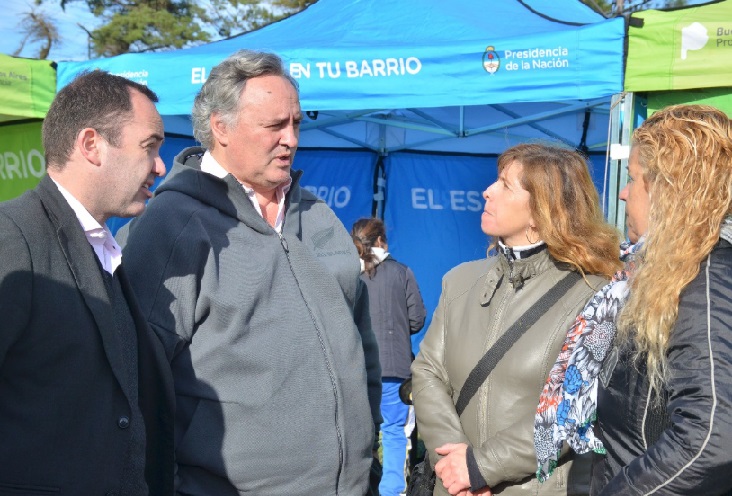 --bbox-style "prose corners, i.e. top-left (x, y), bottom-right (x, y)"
top-left (294, 149), bottom-right (376, 232)
top-left (383, 153), bottom-right (498, 355)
